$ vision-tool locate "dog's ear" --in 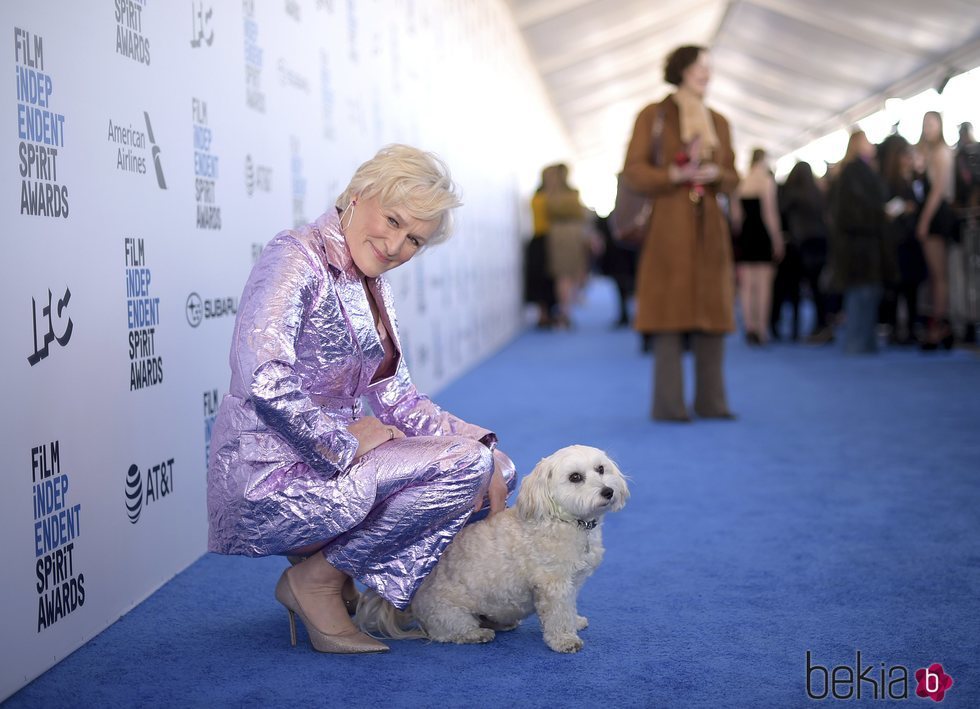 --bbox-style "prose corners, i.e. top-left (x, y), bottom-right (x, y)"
top-left (516, 457), bottom-right (553, 521)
